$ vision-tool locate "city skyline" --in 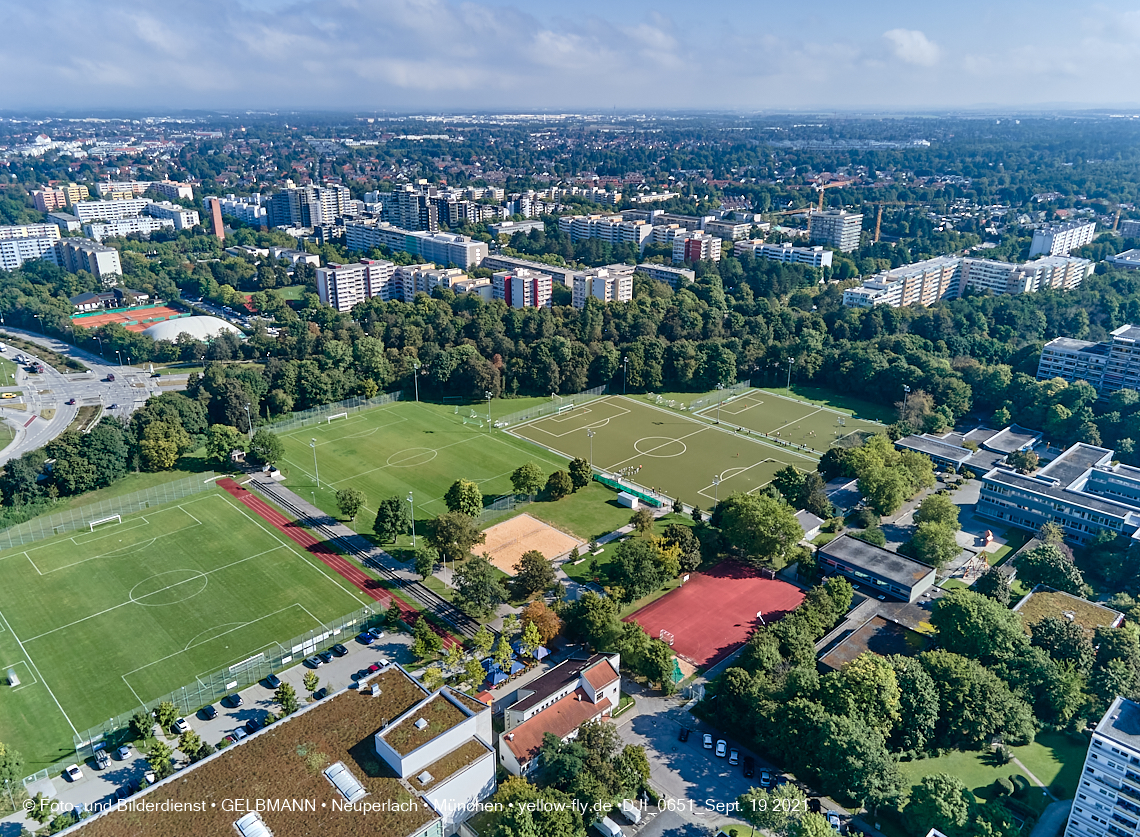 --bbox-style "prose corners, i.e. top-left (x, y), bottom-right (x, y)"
top-left (3, 0), bottom-right (1140, 112)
